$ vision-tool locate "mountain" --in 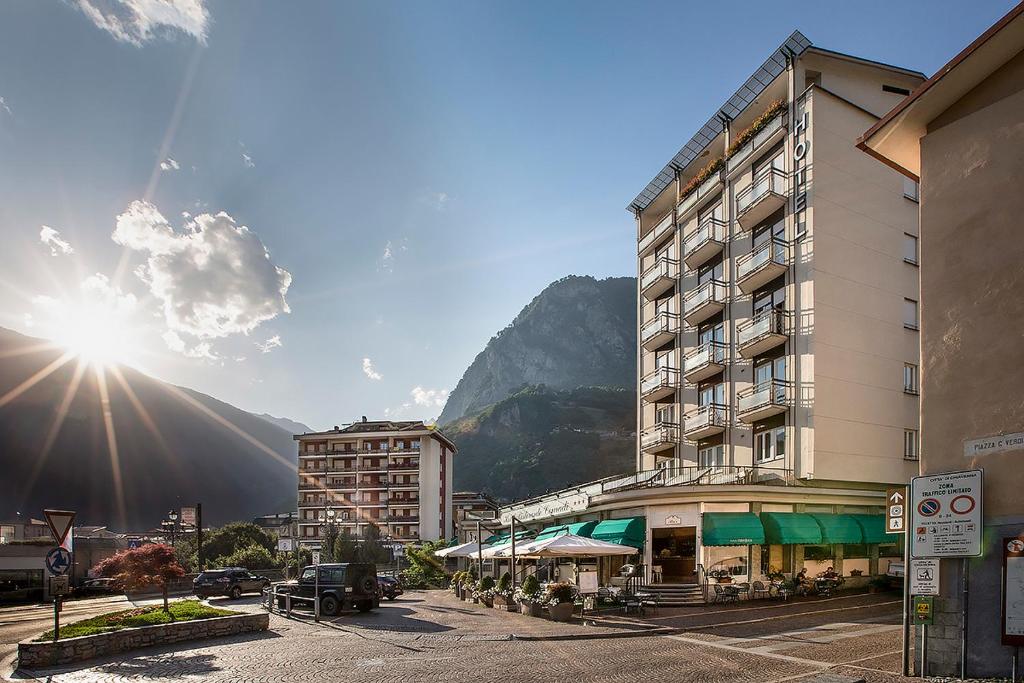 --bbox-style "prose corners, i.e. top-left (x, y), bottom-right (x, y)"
top-left (446, 385), bottom-right (635, 502)
top-left (438, 275), bottom-right (636, 424)
top-left (257, 413), bottom-right (313, 436)
top-left (0, 326), bottom-right (297, 530)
